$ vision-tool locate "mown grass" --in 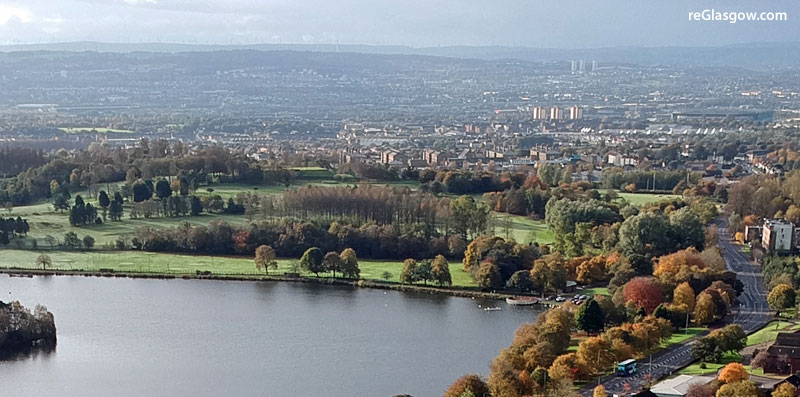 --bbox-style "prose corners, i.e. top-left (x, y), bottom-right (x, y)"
top-left (0, 249), bottom-right (478, 287)
top-left (661, 327), bottom-right (705, 348)
top-left (6, 200), bottom-right (249, 247)
top-left (679, 352), bottom-right (745, 375)
top-left (747, 321), bottom-right (800, 346)
top-left (491, 212), bottom-right (554, 245)
top-left (585, 287), bottom-right (609, 297)
top-left (617, 192), bottom-right (682, 207)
